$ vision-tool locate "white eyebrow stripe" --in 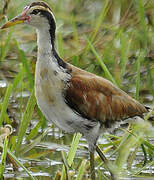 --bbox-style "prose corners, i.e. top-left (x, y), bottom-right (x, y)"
top-left (29, 6), bottom-right (56, 22)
